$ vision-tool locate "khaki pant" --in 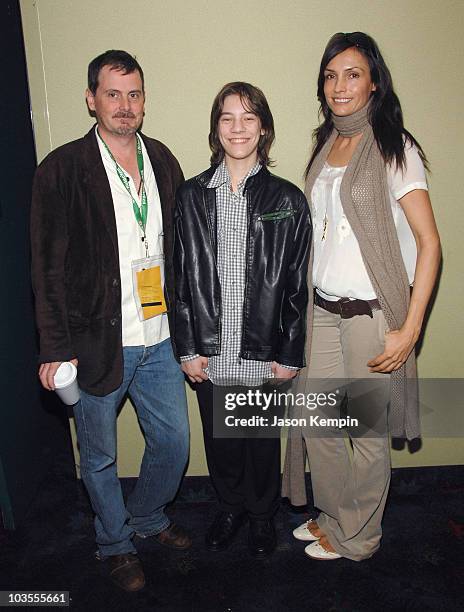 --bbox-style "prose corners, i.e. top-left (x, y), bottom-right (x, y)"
top-left (303, 305), bottom-right (391, 561)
